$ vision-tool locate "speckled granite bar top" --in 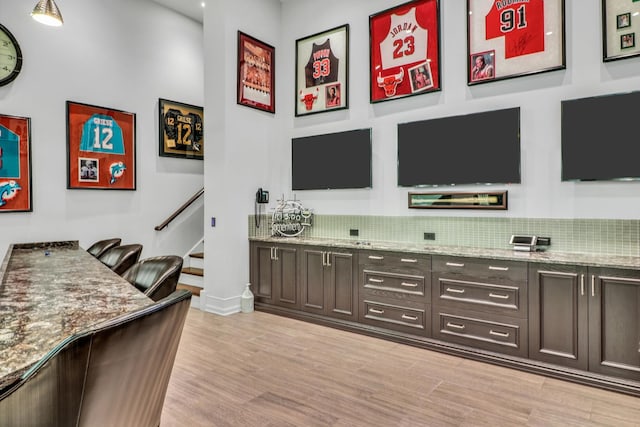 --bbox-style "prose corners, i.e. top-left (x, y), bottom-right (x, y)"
top-left (0, 241), bottom-right (152, 388)
top-left (250, 236), bottom-right (640, 270)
